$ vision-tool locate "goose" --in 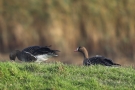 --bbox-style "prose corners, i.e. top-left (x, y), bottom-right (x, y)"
top-left (74, 46), bottom-right (121, 66)
top-left (9, 46), bottom-right (60, 63)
